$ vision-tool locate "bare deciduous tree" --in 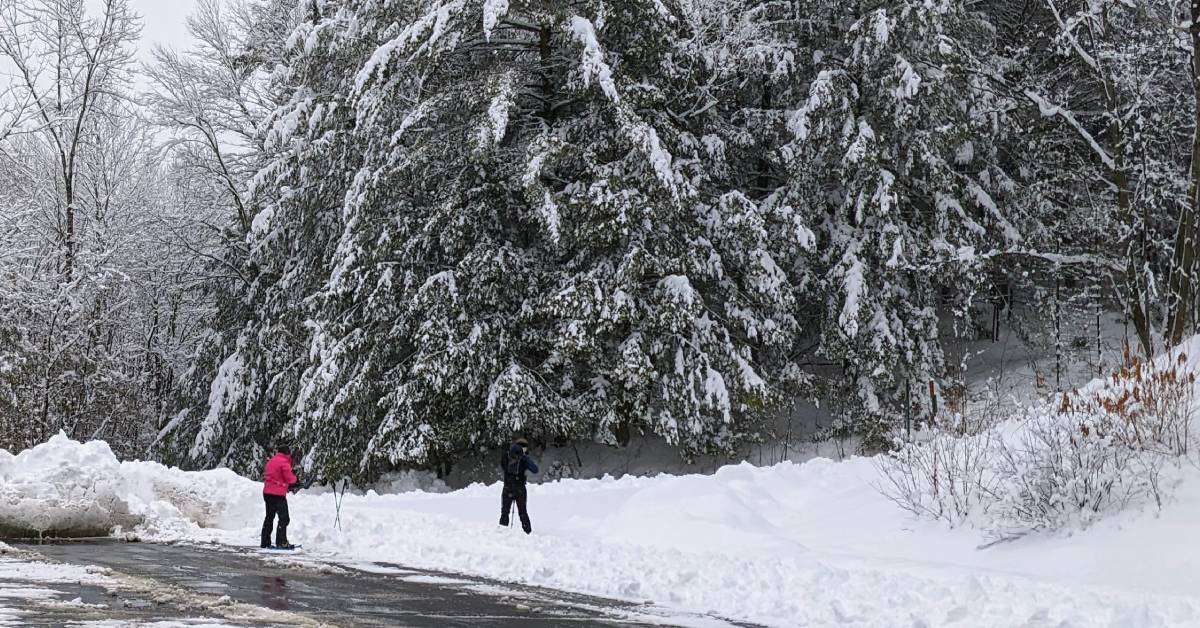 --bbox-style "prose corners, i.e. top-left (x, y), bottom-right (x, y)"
top-left (143, 0), bottom-right (283, 236)
top-left (0, 0), bottom-right (139, 279)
